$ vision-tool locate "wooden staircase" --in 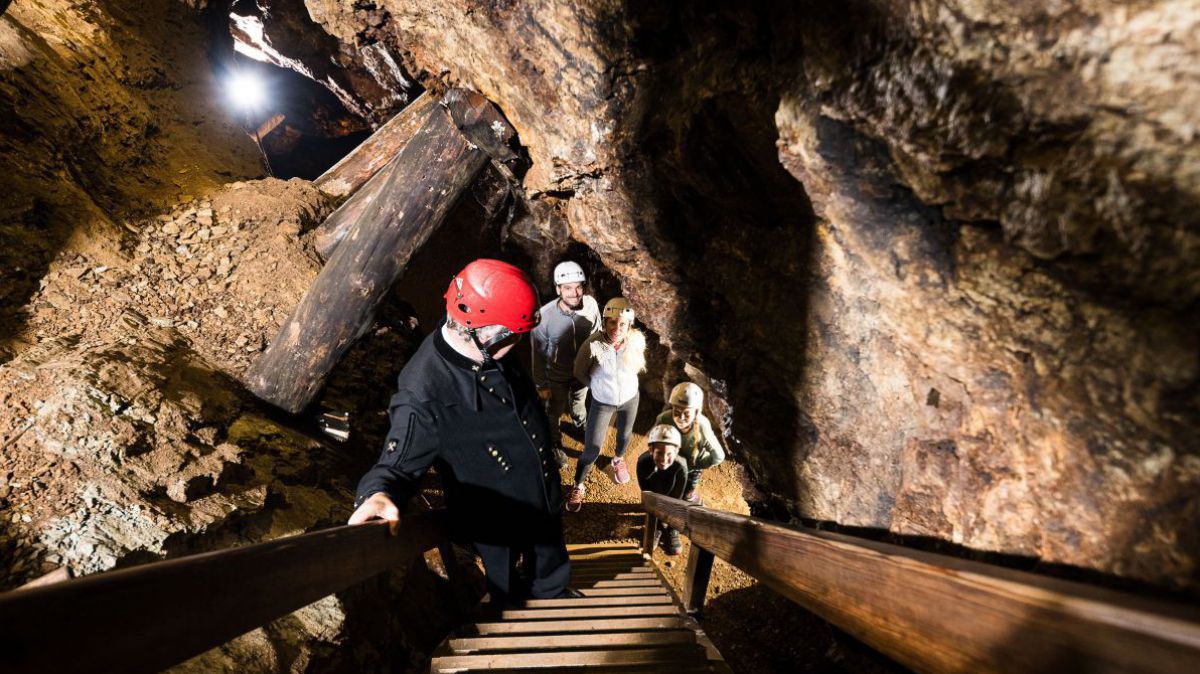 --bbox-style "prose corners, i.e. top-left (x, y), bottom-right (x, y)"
top-left (429, 543), bottom-right (730, 673)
